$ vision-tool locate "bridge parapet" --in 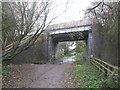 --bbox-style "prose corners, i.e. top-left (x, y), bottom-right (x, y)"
top-left (47, 19), bottom-right (92, 31)
top-left (49, 25), bottom-right (91, 35)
